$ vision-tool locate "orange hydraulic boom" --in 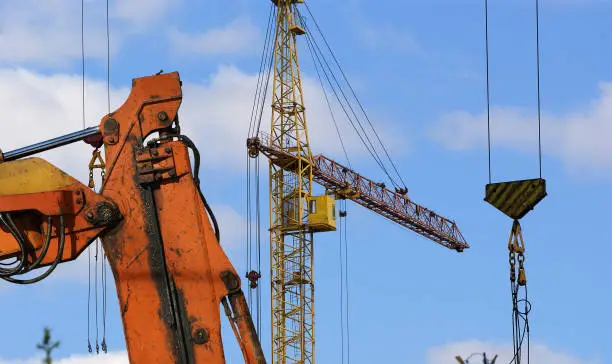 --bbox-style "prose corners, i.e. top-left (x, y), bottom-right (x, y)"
top-left (0, 72), bottom-right (266, 364)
